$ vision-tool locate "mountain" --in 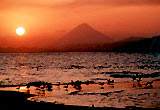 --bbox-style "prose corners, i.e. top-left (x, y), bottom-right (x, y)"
top-left (117, 37), bottom-right (145, 44)
top-left (106, 37), bottom-right (145, 49)
top-left (1, 35), bottom-right (159, 52)
top-left (58, 23), bottom-right (112, 47)
top-left (113, 35), bottom-right (160, 53)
